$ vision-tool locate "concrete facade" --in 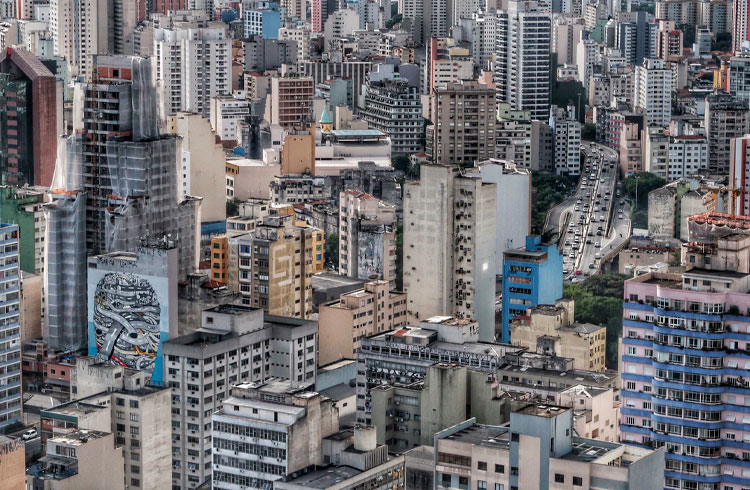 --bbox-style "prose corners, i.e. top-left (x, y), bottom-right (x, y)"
top-left (404, 165), bottom-right (497, 342)
top-left (317, 280), bottom-right (407, 366)
top-left (510, 299), bottom-right (607, 372)
top-left (338, 190), bottom-right (397, 286)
